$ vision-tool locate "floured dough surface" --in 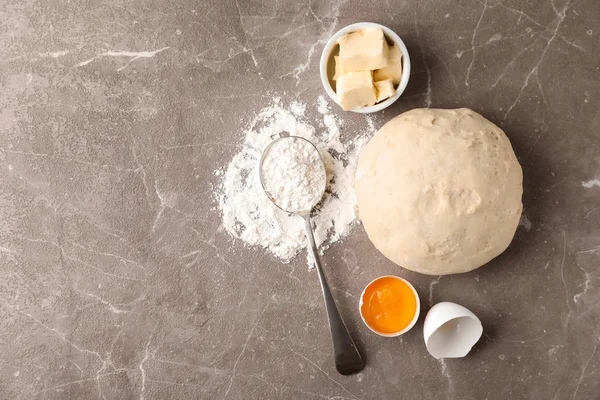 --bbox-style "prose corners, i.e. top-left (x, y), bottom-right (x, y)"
top-left (355, 108), bottom-right (523, 275)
